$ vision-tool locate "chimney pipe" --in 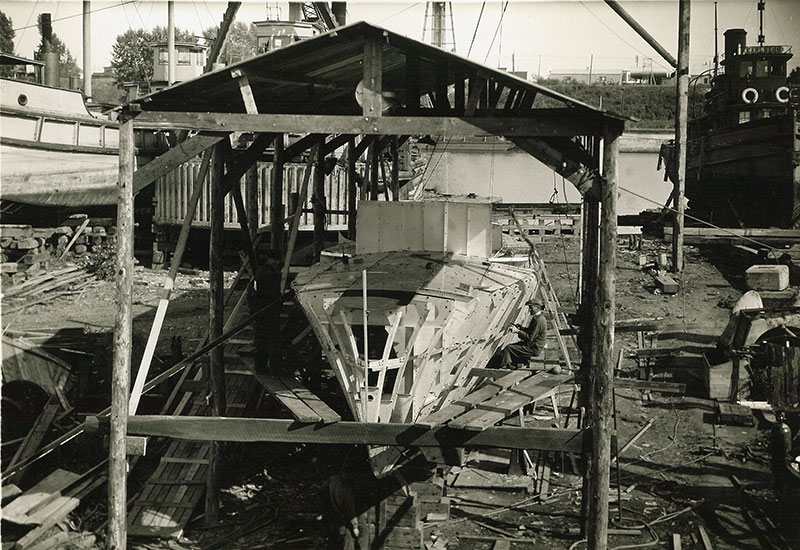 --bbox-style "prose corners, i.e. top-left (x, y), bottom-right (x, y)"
top-left (83, 1), bottom-right (92, 99)
top-left (724, 28), bottom-right (747, 60)
top-left (332, 2), bottom-right (347, 26)
top-left (41, 14), bottom-right (60, 87)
